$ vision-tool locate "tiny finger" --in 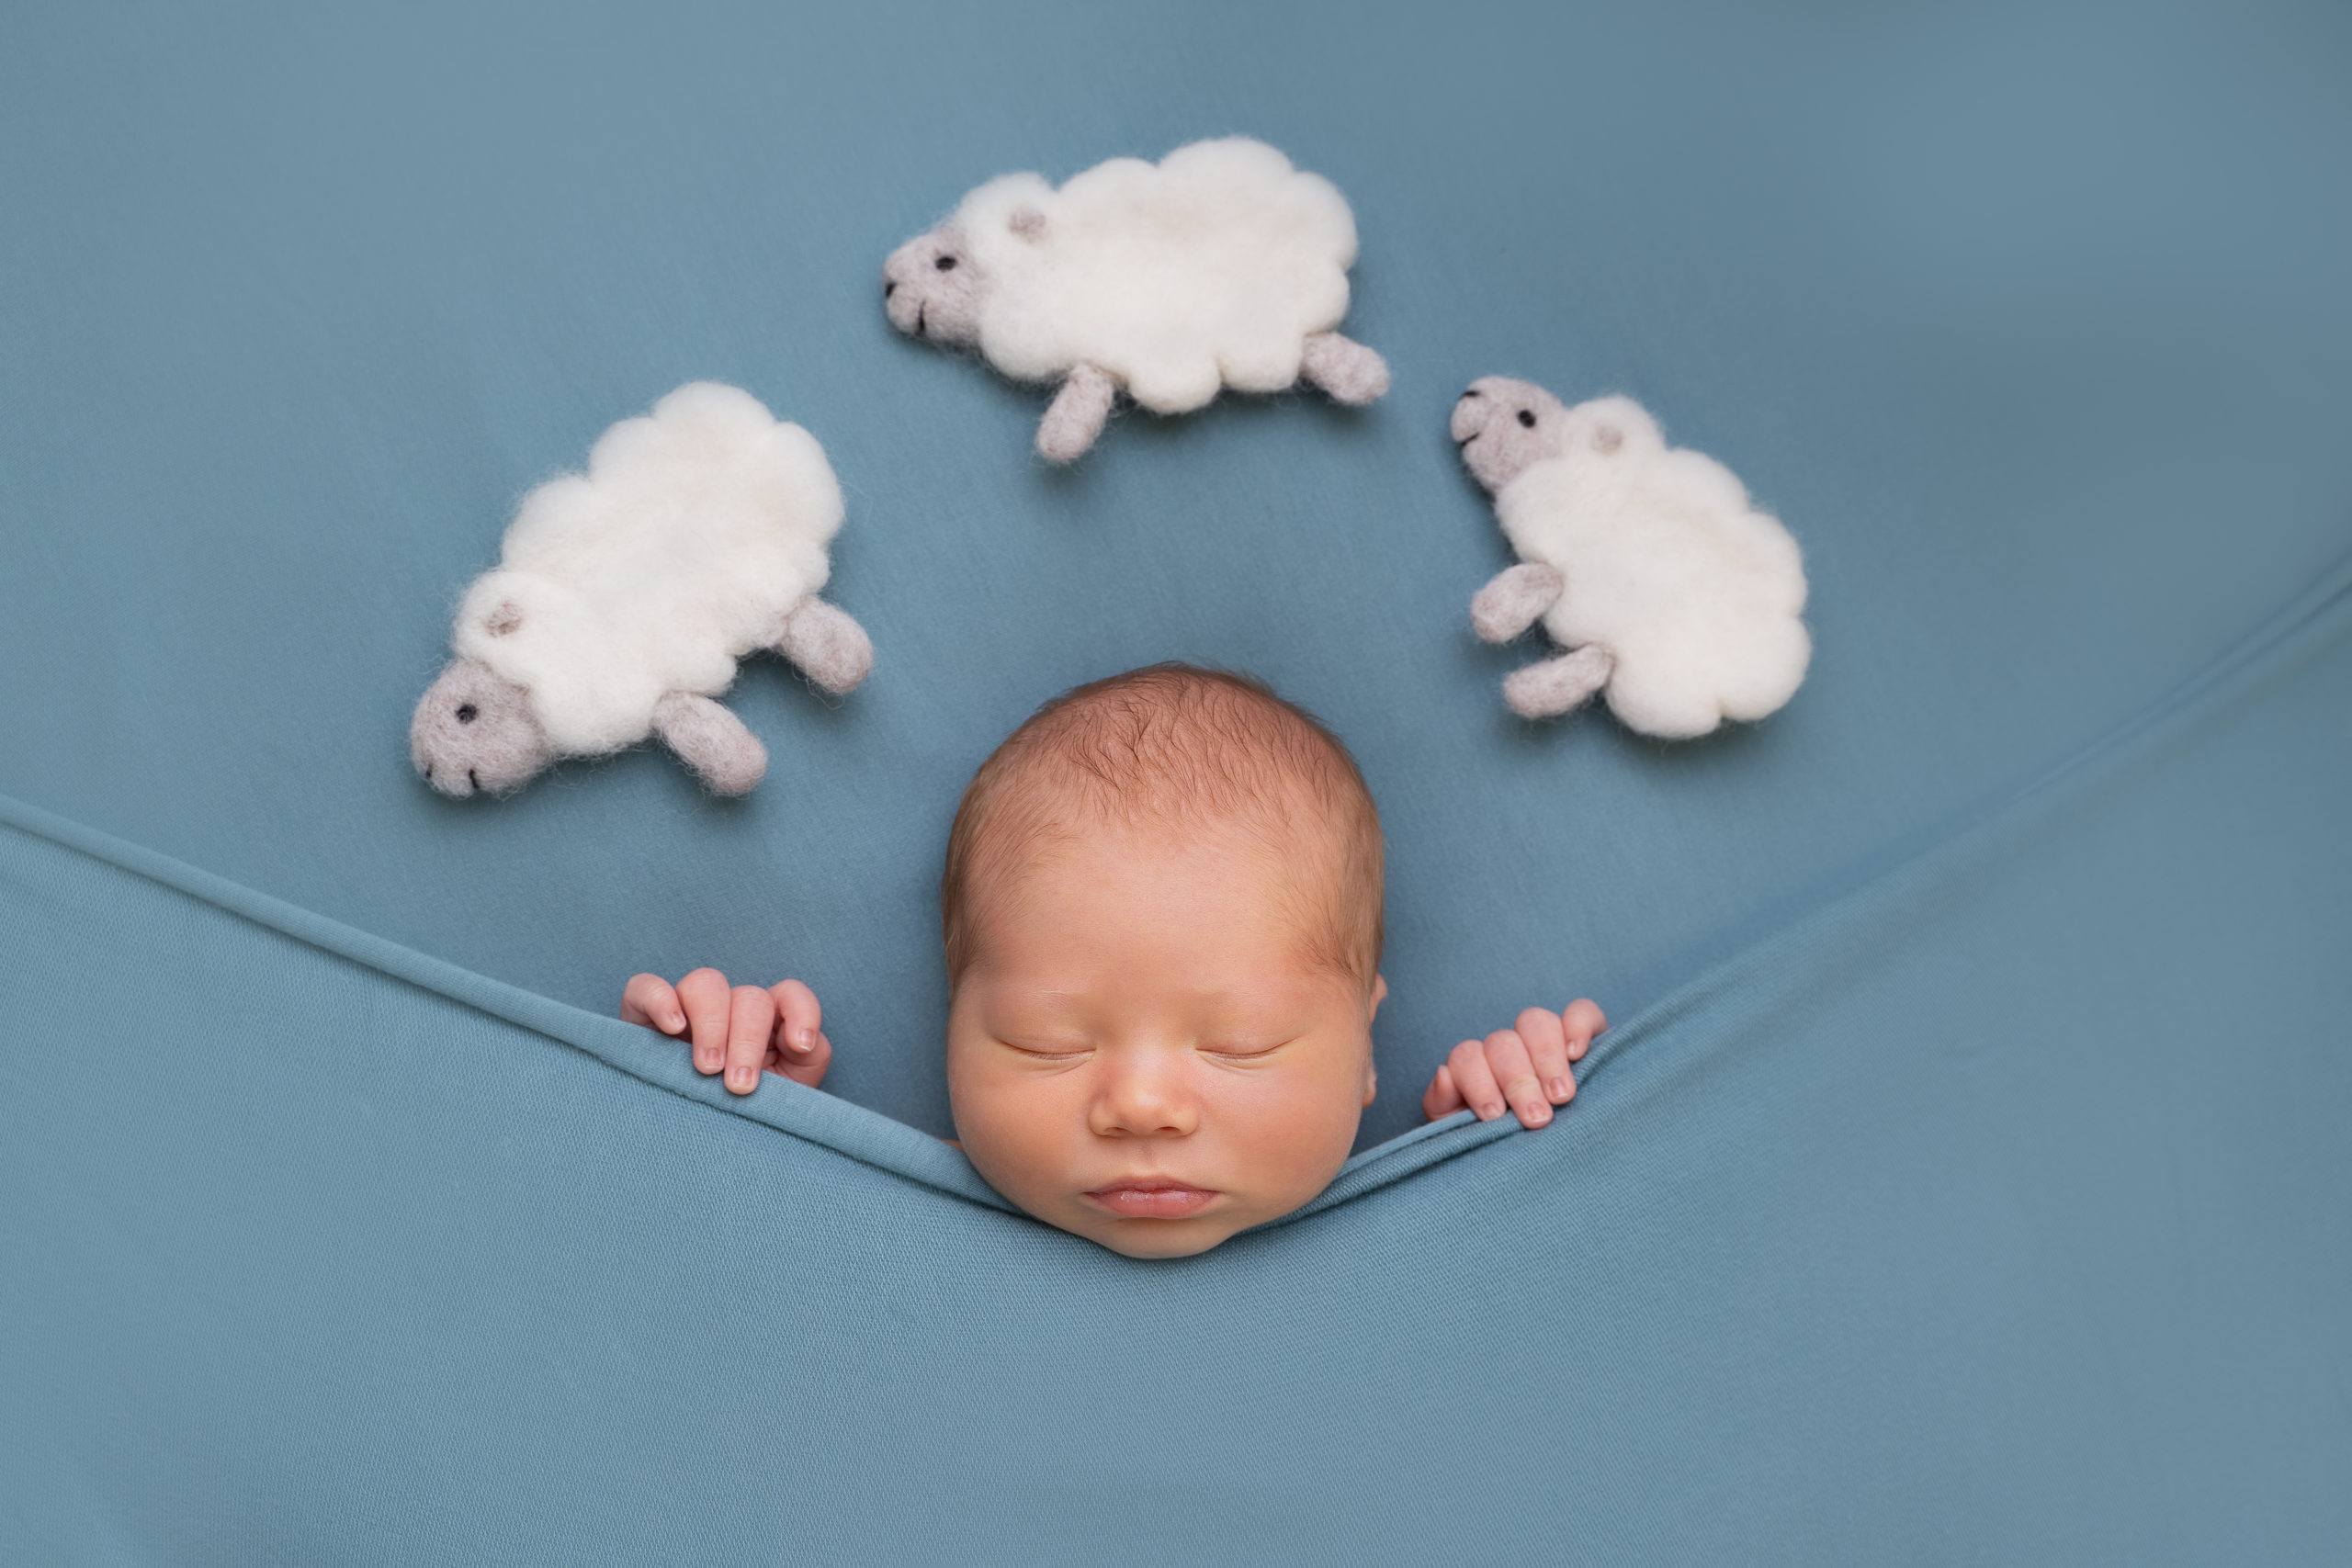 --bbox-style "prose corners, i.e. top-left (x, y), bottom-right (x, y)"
top-left (676, 968), bottom-right (732, 1076)
top-left (620, 974), bottom-right (685, 1034)
top-left (1515, 1007), bottom-right (1575, 1103)
top-left (1422, 1063), bottom-right (1464, 1121)
top-left (1448, 1039), bottom-right (1506, 1122)
top-left (724, 986), bottom-right (775, 1095)
top-left (1560, 998), bottom-right (1608, 1061)
top-left (1485, 1029), bottom-right (1552, 1129)
top-left (773, 1030), bottom-right (832, 1089)
top-left (770, 978), bottom-right (824, 1055)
